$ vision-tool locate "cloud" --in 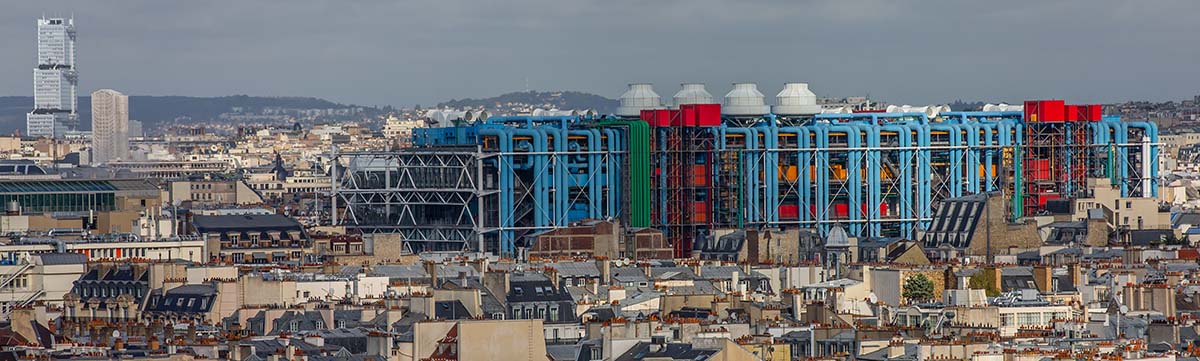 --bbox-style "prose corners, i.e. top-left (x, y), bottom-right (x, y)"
top-left (0, 0), bottom-right (1196, 106)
